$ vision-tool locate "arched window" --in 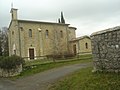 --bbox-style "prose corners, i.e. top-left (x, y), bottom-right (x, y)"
top-left (60, 30), bottom-right (63, 38)
top-left (13, 44), bottom-right (16, 55)
top-left (85, 43), bottom-right (88, 49)
top-left (29, 29), bottom-right (32, 37)
top-left (46, 30), bottom-right (49, 38)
